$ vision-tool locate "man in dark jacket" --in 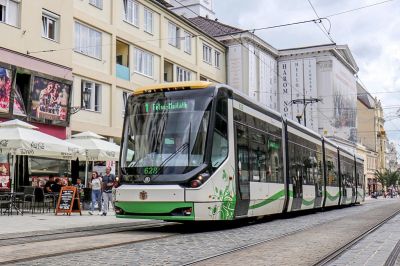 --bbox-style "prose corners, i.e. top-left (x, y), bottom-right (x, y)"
top-left (101, 167), bottom-right (115, 216)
